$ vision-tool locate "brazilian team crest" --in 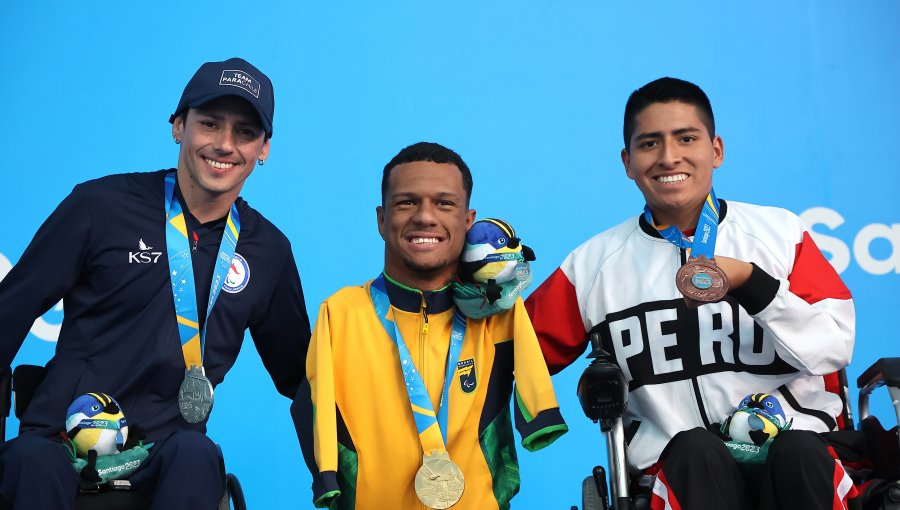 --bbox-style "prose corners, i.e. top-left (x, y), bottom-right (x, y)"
top-left (456, 358), bottom-right (476, 393)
